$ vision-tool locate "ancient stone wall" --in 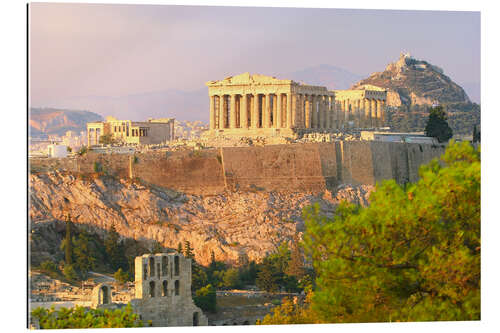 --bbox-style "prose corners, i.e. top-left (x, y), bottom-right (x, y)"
top-left (30, 142), bottom-right (446, 194)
